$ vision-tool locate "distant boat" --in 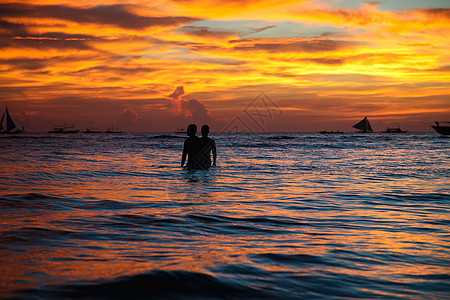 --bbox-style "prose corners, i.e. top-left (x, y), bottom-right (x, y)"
top-left (382, 126), bottom-right (407, 133)
top-left (353, 117), bottom-right (373, 133)
top-left (319, 130), bottom-right (343, 134)
top-left (174, 128), bottom-right (186, 134)
top-left (83, 128), bottom-right (101, 133)
top-left (105, 125), bottom-right (122, 133)
top-left (431, 121), bottom-right (450, 135)
top-left (0, 105), bottom-right (23, 134)
top-left (48, 124), bottom-right (79, 133)
top-left (382, 127), bottom-right (407, 133)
